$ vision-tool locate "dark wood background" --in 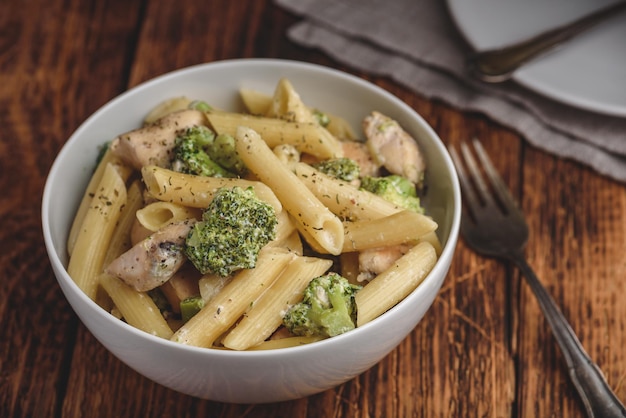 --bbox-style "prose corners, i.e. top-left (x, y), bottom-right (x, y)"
top-left (2, 0), bottom-right (625, 416)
